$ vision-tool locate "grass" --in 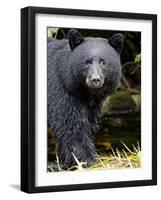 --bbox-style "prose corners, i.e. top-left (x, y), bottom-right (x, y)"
top-left (47, 142), bottom-right (141, 172)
